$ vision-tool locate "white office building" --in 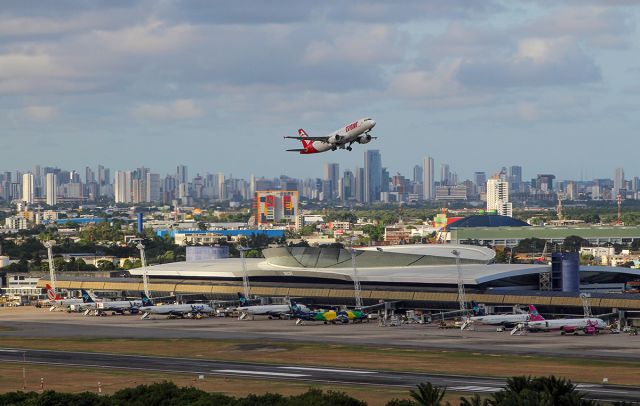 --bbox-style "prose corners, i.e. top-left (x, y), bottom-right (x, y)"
top-left (486, 178), bottom-right (512, 217)
top-left (22, 173), bottom-right (34, 204)
top-left (45, 173), bottom-right (57, 205)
